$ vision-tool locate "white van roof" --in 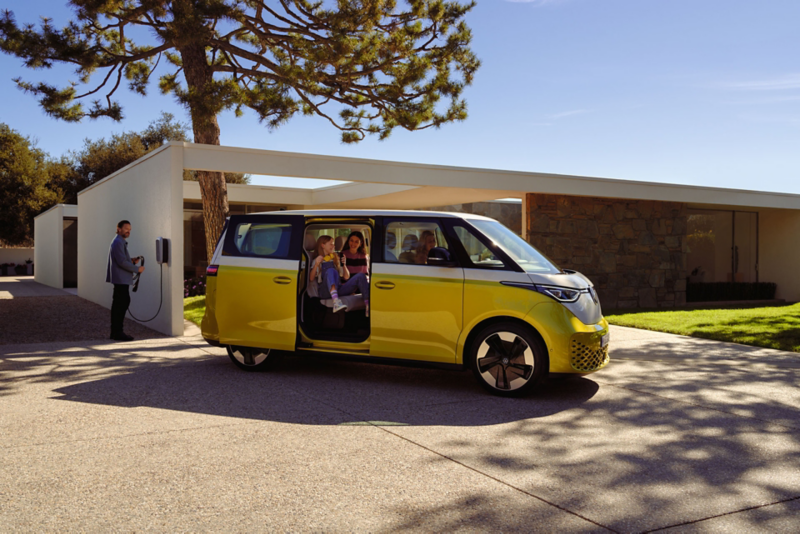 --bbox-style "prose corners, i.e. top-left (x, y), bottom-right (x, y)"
top-left (247, 209), bottom-right (496, 220)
